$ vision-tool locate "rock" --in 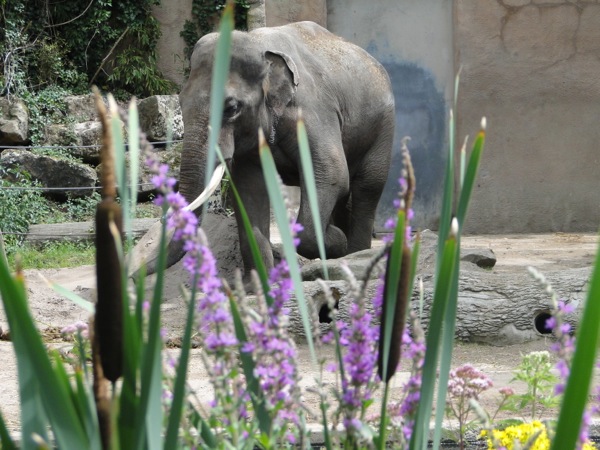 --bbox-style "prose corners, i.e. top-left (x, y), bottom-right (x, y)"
top-left (301, 247), bottom-right (386, 281)
top-left (0, 97), bottom-right (29, 145)
top-left (461, 248), bottom-right (496, 269)
top-left (96, 145), bottom-right (181, 199)
top-left (138, 95), bottom-right (184, 142)
top-left (43, 123), bottom-right (77, 148)
top-left (64, 94), bottom-right (98, 122)
top-left (0, 149), bottom-right (98, 198)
